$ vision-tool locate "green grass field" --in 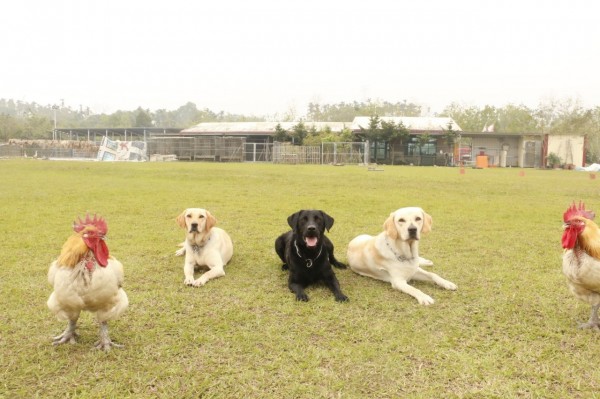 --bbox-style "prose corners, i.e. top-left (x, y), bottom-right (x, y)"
top-left (1, 159), bottom-right (600, 398)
